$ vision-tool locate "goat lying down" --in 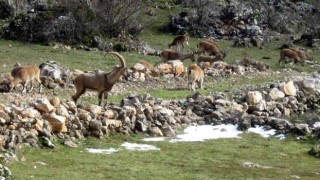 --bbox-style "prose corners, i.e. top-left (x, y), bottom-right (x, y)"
top-left (72, 52), bottom-right (127, 107)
